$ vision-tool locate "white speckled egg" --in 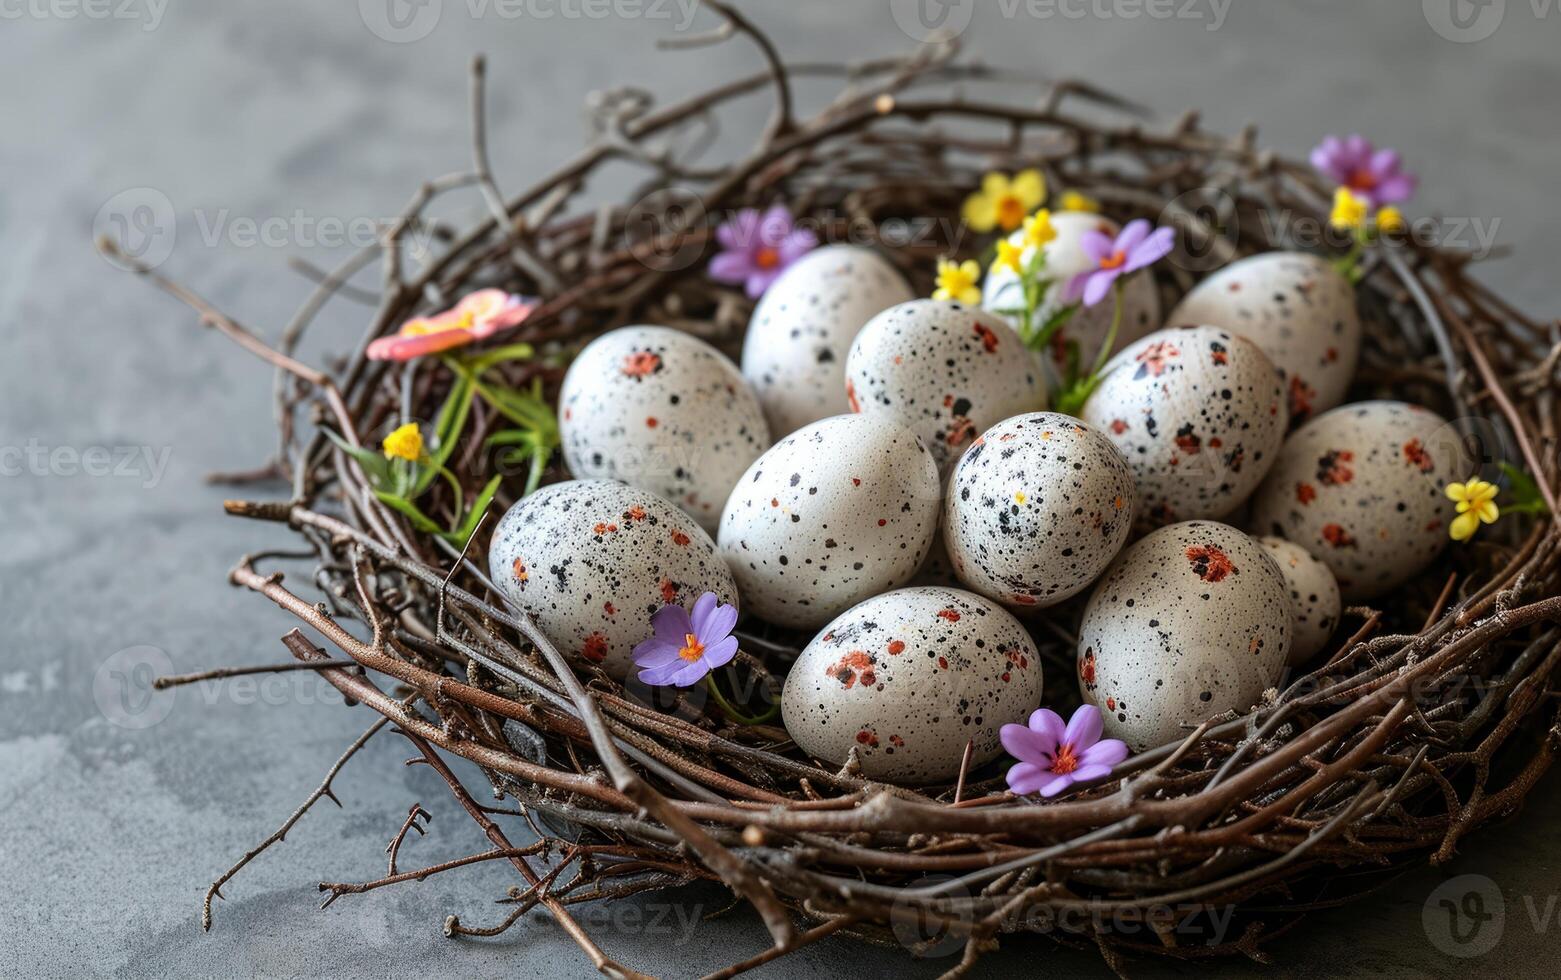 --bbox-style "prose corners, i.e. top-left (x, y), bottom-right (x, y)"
top-left (1168, 251), bottom-right (1362, 427)
top-left (943, 413), bottom-right (1137, 609)
top-left (718, 414), bottom-right (940, 630)
top-left (845, 299), bottom-right (1046, 471)
top-left (742, 245), bottom-right (914, 439)
top-left (781, 586), bottom-right (1043, 783)
top-left (489, 480), bottom-right (738, 678)
top-left (1249, 400), bottom-right (1466, 601)
top-left (560, 326), bottom-right (771, 534)
top-left (1080, 325), bottom-right (1288, 527)
top-left (1258, 536), bottom-right (1342, 664)
top-left (983, 212), bottom-right (1161, 386)
top-left (1078, 521), bottom-right (1292, 750)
